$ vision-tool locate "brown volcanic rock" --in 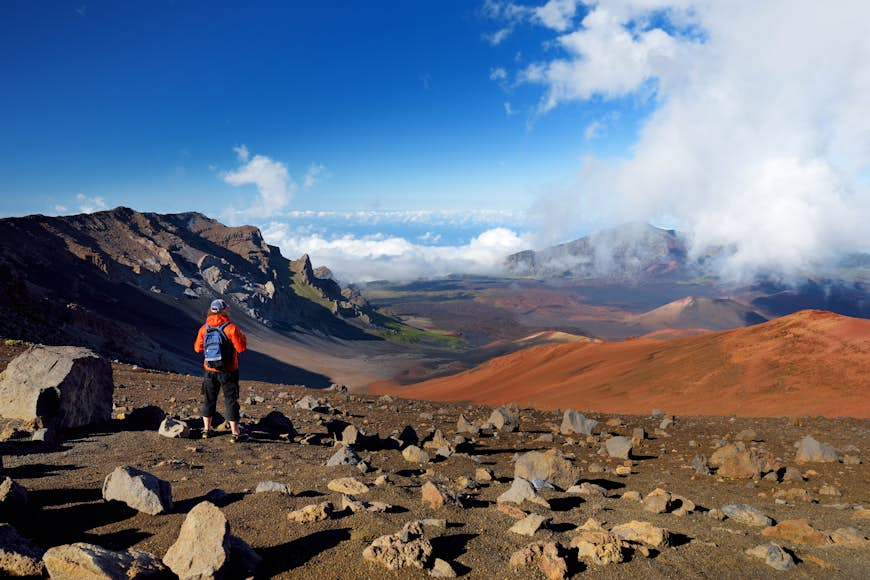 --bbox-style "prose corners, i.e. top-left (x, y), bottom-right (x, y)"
top-left (374, 310), bottom-right (870, 418)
